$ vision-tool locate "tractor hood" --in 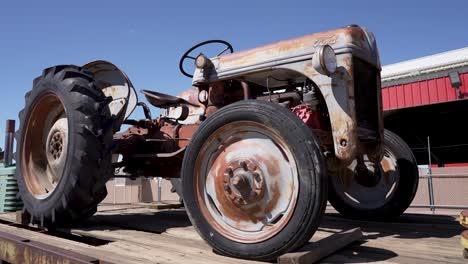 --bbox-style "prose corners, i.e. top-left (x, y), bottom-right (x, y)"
top-left (193, 25), bottom-right (380, 84)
